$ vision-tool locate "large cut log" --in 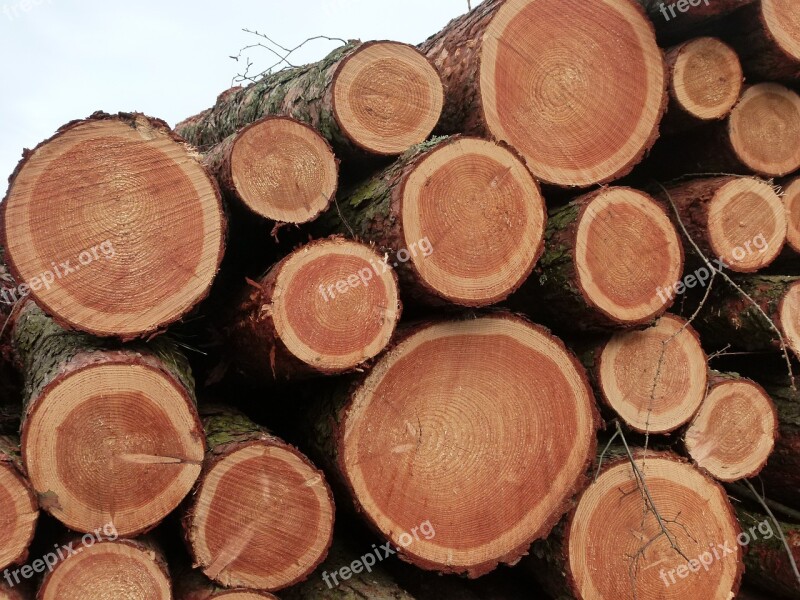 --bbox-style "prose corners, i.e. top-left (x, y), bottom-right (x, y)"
top-left (757, 377), bottom-right (800, 510)
top-left (184, 405), bottom-right (334, 591)
top-left (737, 508), bottom-right (800, 600)
top-left (175, 568), bottom-right (279, 600)
top-left (784, 176), bottom-right (800, 254)
top-left (528, 451), bottom-right (743, 599)
top-left (203, 116), bottom-right (337, 224)
top-left (655, 176), bottom-right (786, 273)
top-left (37, 538), bottom-right (172, 599)
top-left (420, 0), bottom-right (666, 188)
top-left (684, 373), bottom-right (778, 481)
top-left (225, 237), bottom-right (400, 381)
top-left (307, 314), bottom-right (599, 577)
top-left (1, 112), bottom-right (225, 339)
top-left (514, 187), bottom-right (684, 331)
top-left (13, 301), bottom-right (204, 537)
top-left (662, 37), bottom-right (743, 135)
top-left (320, 136), bottom-right (546, 307)
top-left (176, 42), bottom-right (443, 159)
top-left (591, 313), bottom-right (708, 433)
top-left (0, 436), bottom-right (37, 573)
